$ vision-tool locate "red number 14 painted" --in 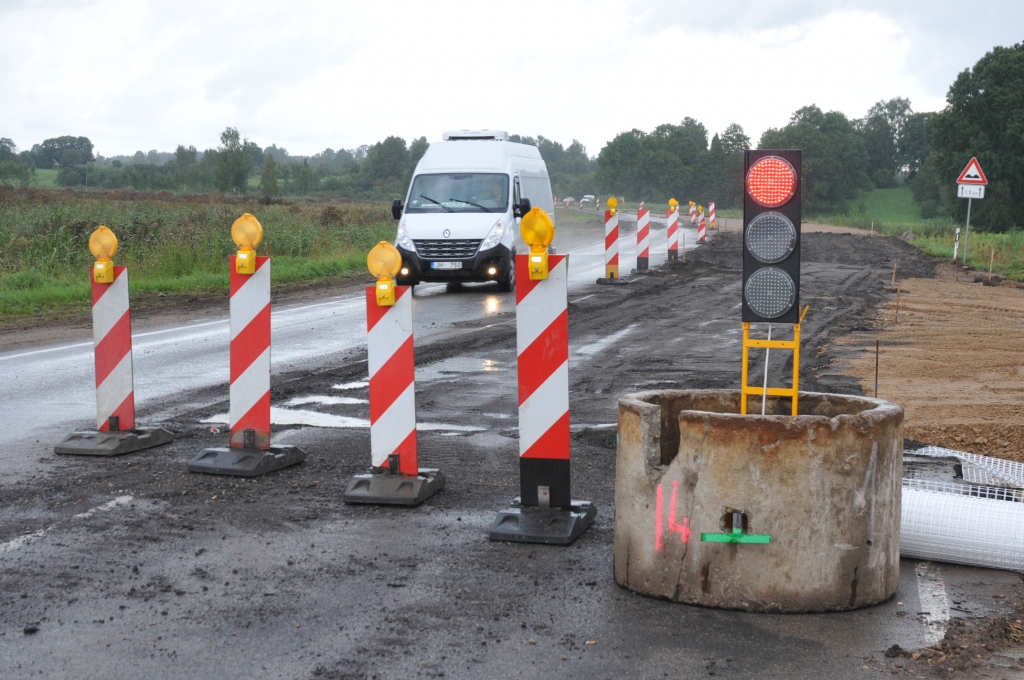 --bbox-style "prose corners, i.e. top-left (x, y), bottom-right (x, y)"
top-left (655, 480), bottom-right (691, 552)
